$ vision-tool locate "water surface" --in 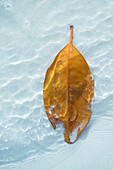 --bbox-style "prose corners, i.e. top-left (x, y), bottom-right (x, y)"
top-left (0, 0), bottom-right (113, 169)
